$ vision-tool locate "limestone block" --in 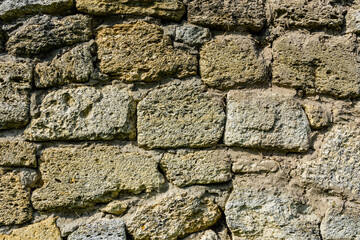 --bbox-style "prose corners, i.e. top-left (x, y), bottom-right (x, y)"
top-left (0, 141), bottom-right (36, 167)
top-left (137, 79), bottom-right (225, 149)
top-left (183, 230), bottom-right (220, 240)
top-left (224, 90), bottom-right (311, 152)
top-left (100, 200), bottom-right (128, 216)
top-left (25, 85), bottom-right (136, 141)
top-left (346, 8), bottom-right (360, 34)
top-left (303, 102), bottom-right (330, 129)
top-left (188, 0), bottom-right (266, 32)
top-left (96, 21), bottom-right (197, 82)
top-left (31, 144), bottom-right (165, 211)
top-left (6, 14), bottom-right (92, 57)
top-left (273, 32), bottom-right (360, 98)
top-left (200, 35), bottom-right (268, 89)
top-left (175, 24), bottom-right (211, 47)
top-left (76, 0), bottom-right (185, 21)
